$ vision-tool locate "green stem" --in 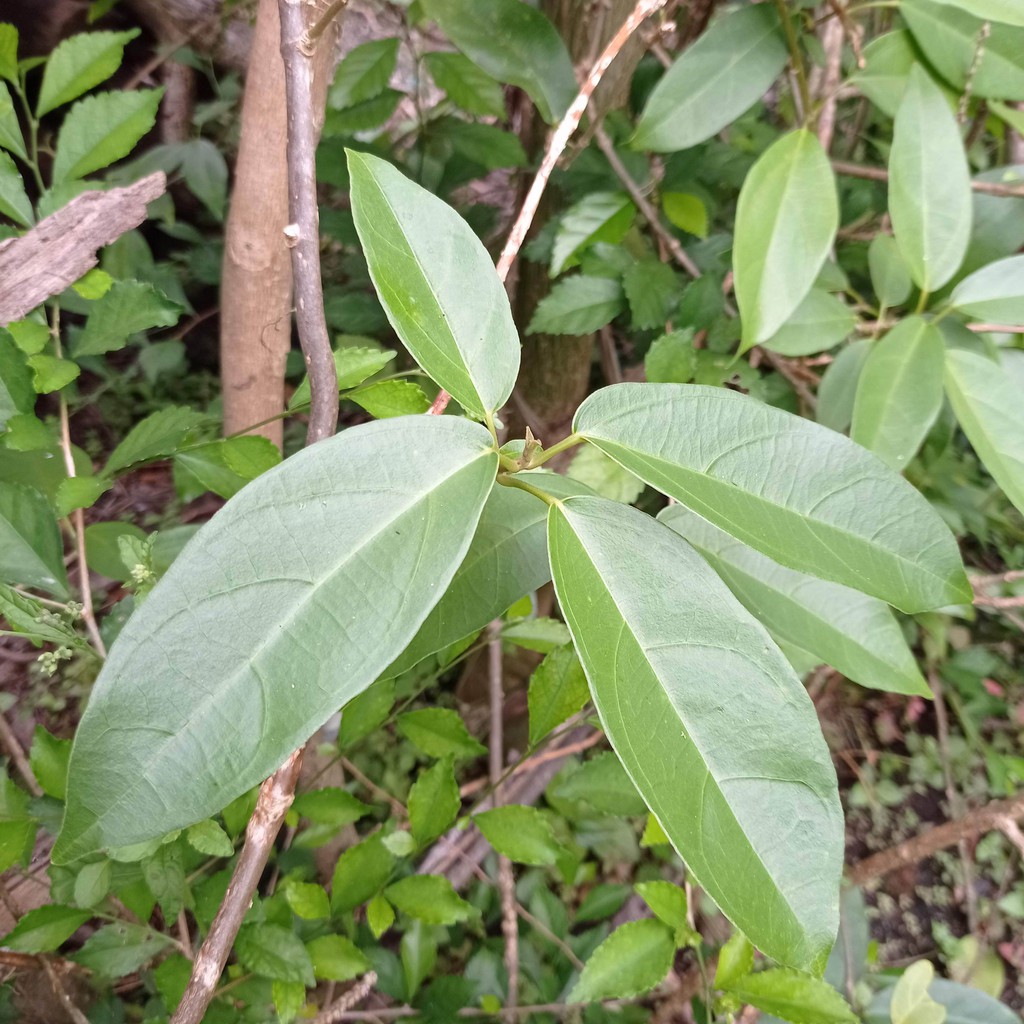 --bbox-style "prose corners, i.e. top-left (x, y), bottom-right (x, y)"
top-left (497, 473), bottom-right (560, 507)
top-left (774, 0), bottom-right (812, 124)
top-left (915, 289), bottom-right (931, 314)
top-left (13, 74), bottom-right (44, 194)
top-left (524, 431), bottom-right (583, 470)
